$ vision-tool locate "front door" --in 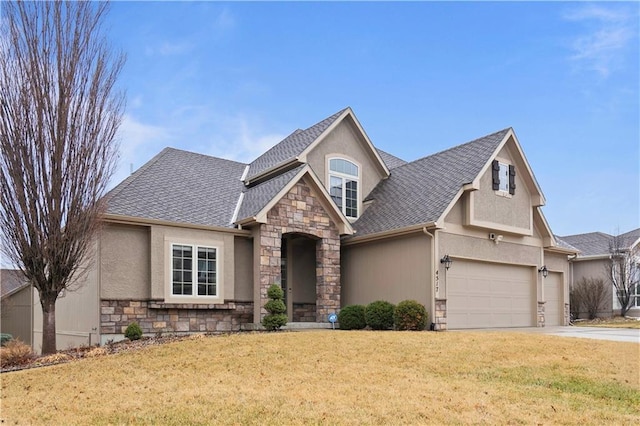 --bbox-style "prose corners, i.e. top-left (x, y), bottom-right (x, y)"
top-left (280, 237), bottom-right (293, 321)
